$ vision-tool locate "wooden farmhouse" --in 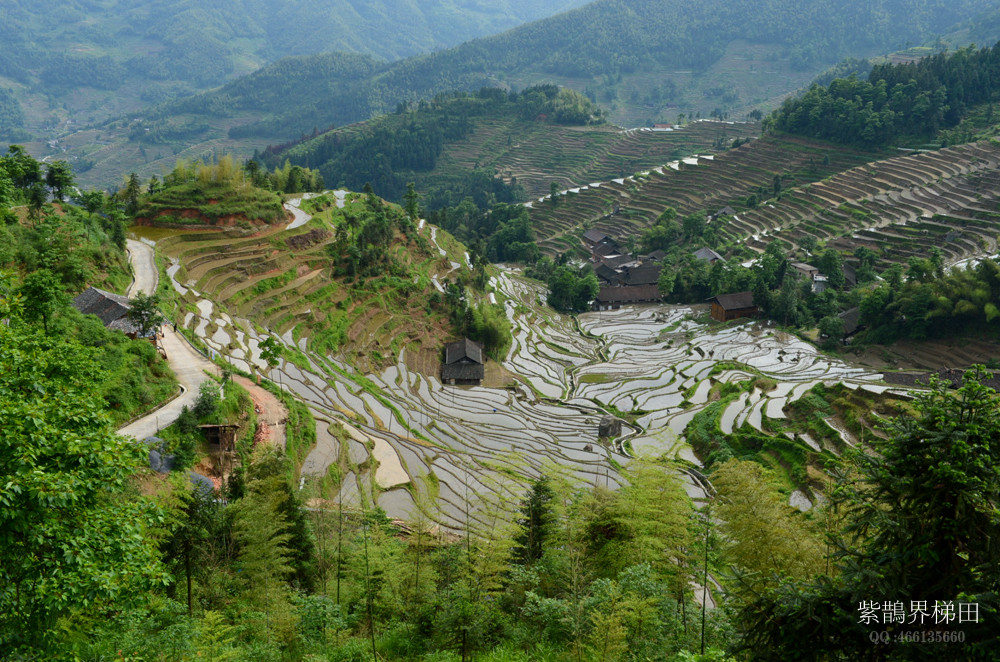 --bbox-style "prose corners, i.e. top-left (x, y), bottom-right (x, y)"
top-left (442, 338), bottom-right (485, 385)
top-left (707, 291), bottom-right (759, 322)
